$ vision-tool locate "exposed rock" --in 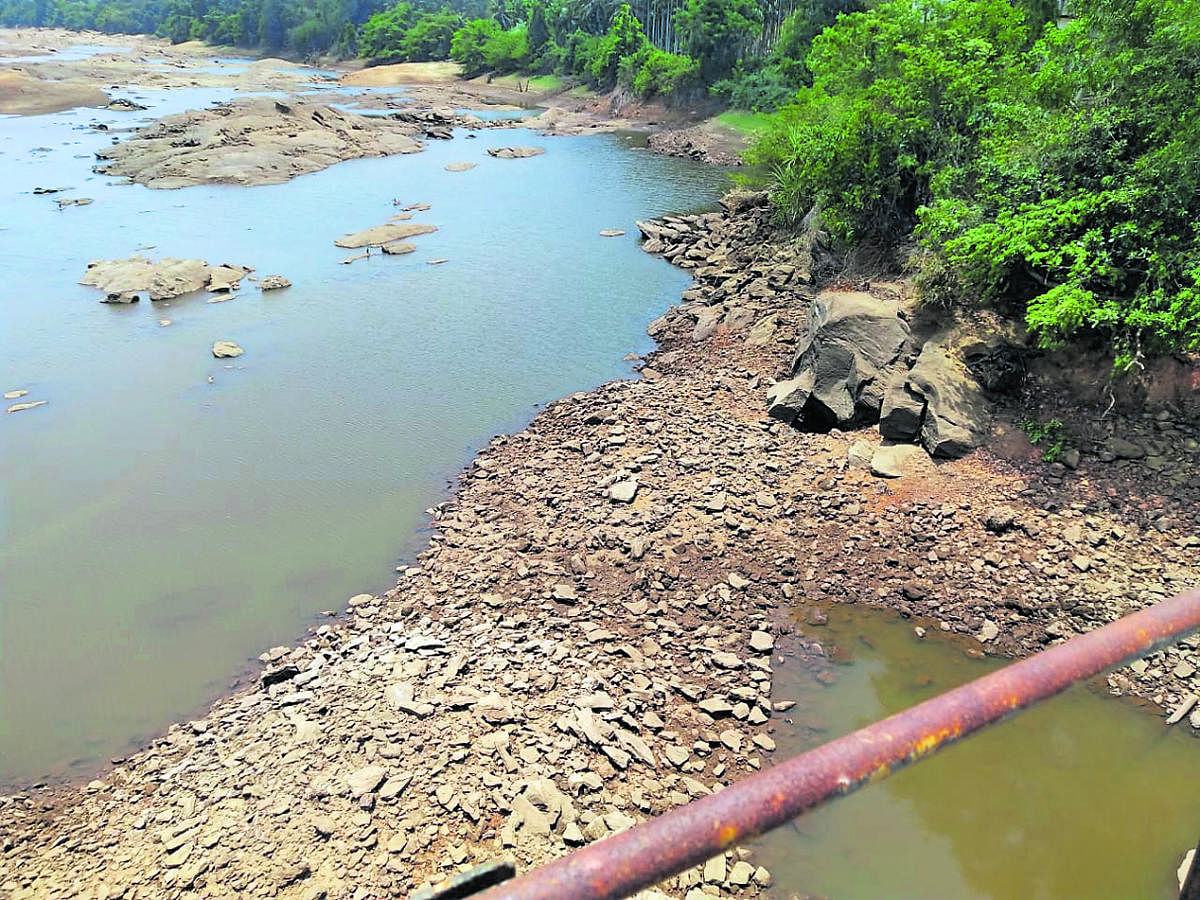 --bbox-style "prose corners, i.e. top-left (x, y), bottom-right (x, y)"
top-left (212, 340), bottom-right (244, 359)
top-left (6, 399), bottom-right (48, 414)
top-left (905, 340), bottom-right (991, 457)
top-left (0, 70), bottom-right (108, 115)
top-left (81, 256), bottom-right (253, 301)
top-left (599, 229), bottom-right (626, 237)
top-left (382, 241), bottom-right (417, 256)
top-left (334, 223), bottom-right (437, 249)
top-left (773, 292), bottom-right (911, 429)
top-left (345, 765), bottom-right (386, 797)
top-left (487, 146), bottom-right (545, 159)
top-left (94, 98), bottom-right (423, 189)
top-left (259, 275), bottom-right (292, 291)
top-left (445, 161), bottom-right (477, 172)
top-left (869, 444), bottom-right (930, 479)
